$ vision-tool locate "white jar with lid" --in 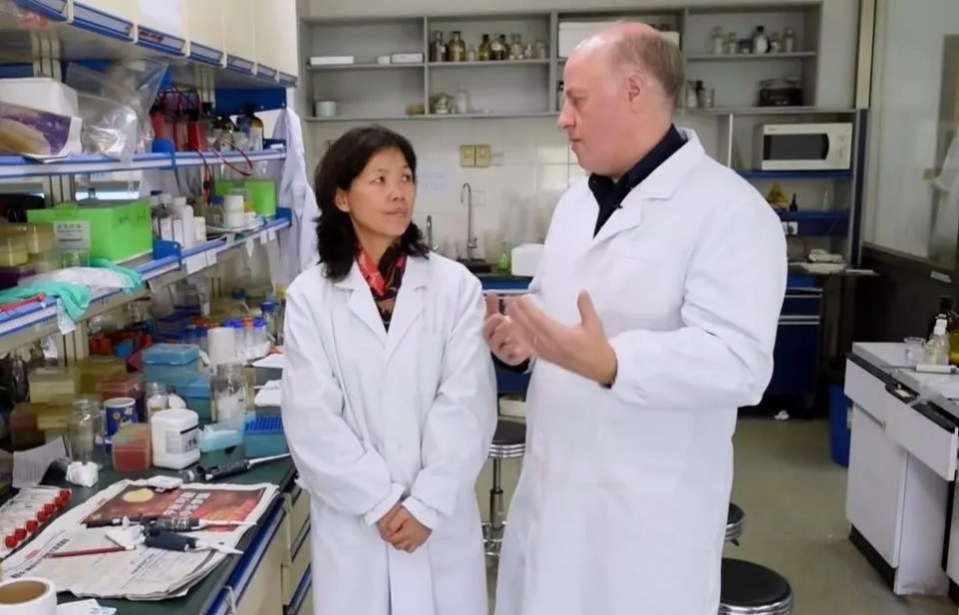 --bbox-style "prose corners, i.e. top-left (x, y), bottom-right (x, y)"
top-left (151, 409), bottom-right (201, 470)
